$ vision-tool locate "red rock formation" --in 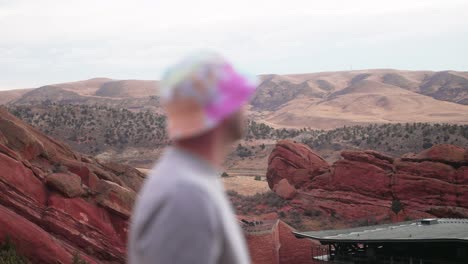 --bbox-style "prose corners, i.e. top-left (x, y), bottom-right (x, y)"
top-left (267, 140), bottom-right (329, 196)
top-left (273, 179), bottom-right (297, 200)
top-left (242, 218), bottom-right (319, 264)
top-left (267, 140), bottom-right (468, 222)
top-left (414, 144), bottom-right (466, 163)
top-left (0, 107), bottom-right (145, 263)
